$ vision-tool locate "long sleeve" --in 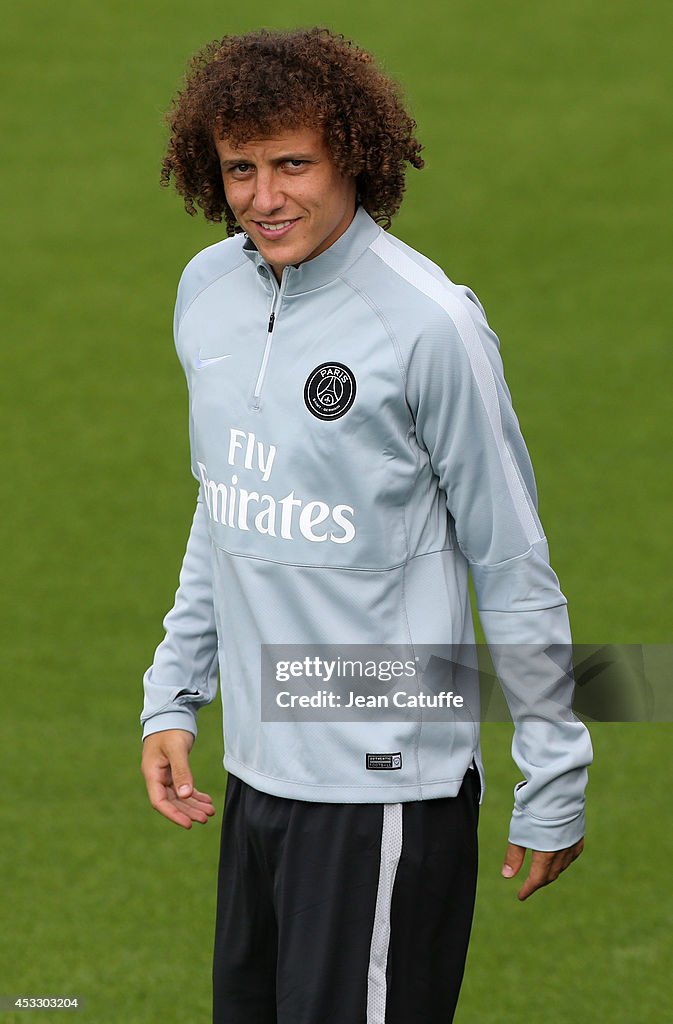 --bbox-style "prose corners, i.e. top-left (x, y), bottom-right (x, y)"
top-left (140, 260), bottom-right (220, 741)
top-left (406, 286), bottom-right (593, 850)
top-left (140, 492), bottom-right (219, 740)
